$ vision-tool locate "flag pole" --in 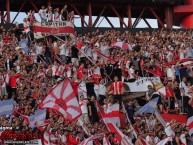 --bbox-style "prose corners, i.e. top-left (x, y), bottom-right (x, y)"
top-left (121, 101), bottom-right (138, 138)
top-left (52, 35), bottom-right (95, 65)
